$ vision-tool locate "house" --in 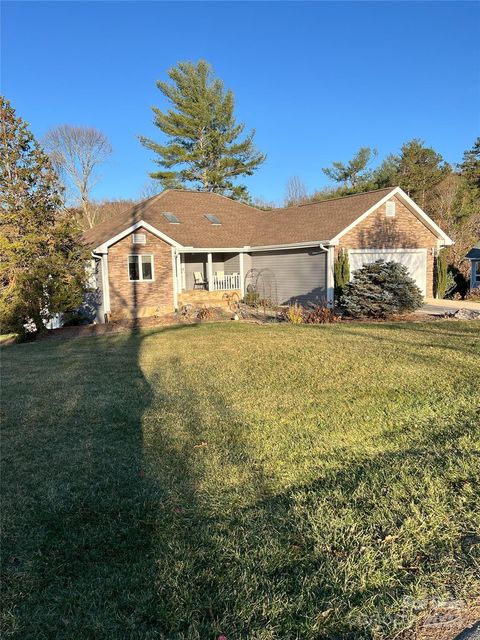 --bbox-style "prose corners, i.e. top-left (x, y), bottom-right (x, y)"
top-left (465, 242), bottom-right (480, 290)
top-left (82, 186), bottom-right (453, 322)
